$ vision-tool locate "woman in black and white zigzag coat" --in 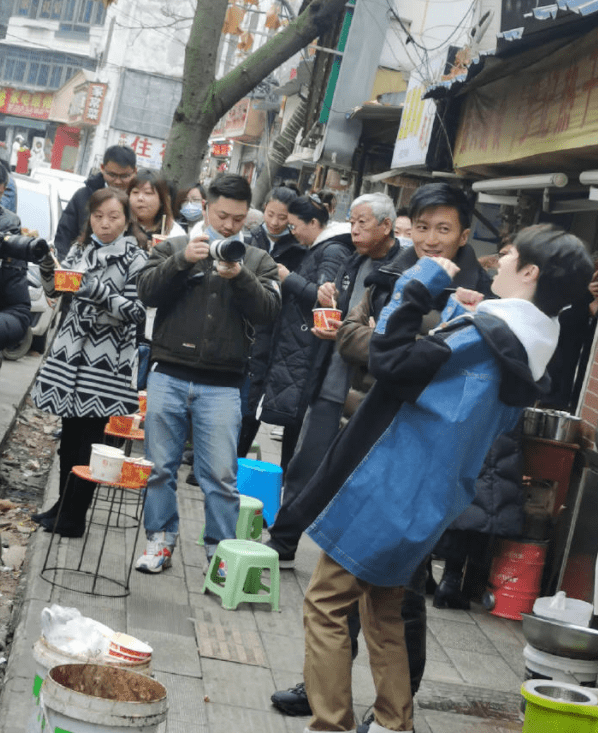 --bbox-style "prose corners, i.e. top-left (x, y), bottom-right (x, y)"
top-left (31, 188), bottom-right (149, 537)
